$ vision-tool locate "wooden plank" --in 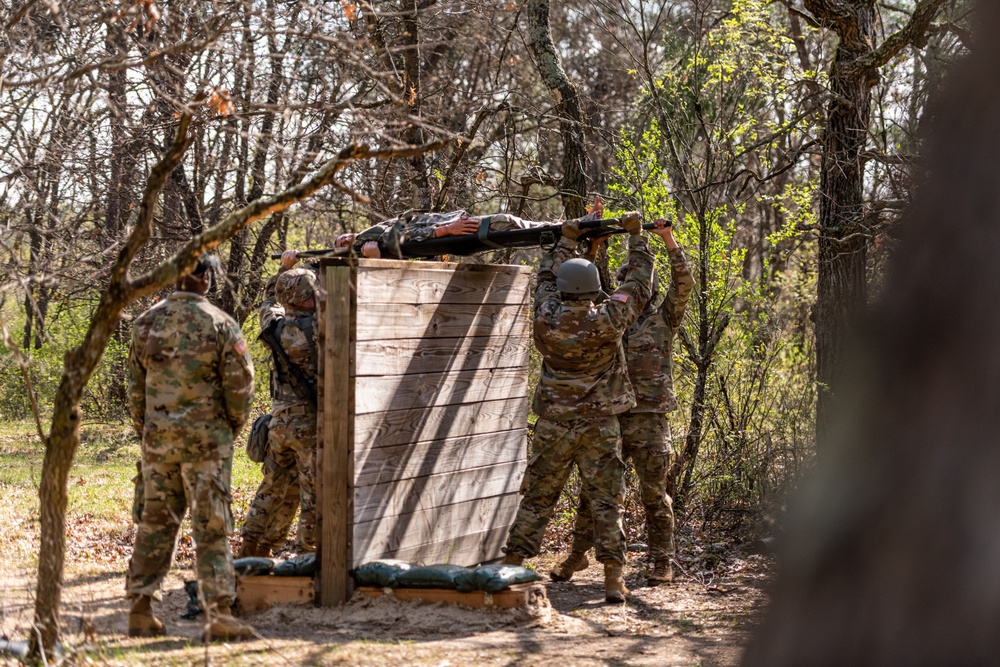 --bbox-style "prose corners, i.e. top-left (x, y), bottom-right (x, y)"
top-left (355, 336), bottom-right (530, 376)
top-left (318, 264), bottom-right (354, 606)
top-left (356, 265), bottom-right (530, 305)
top-left (356, 583), bottom-right (546, 609)
top-left (237, 576), bottom-right (315, 613)
top-left (353, 492), bottom-right (521, 560)
top-left (355, 366), bottom-right (529, 415)
top-left (355, 396), bottom-right (529, 450)
top-left (355, 302), bottom-right (529, 341)
top-left (354, 460), bottom-right (524, 524)
top-left (354, 429), bottom-right (526, 487)
top-left (355, 524), bottom-right (513, 568)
